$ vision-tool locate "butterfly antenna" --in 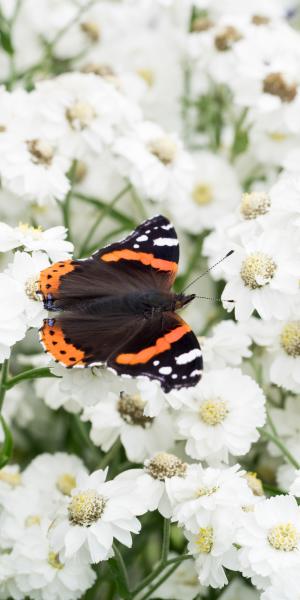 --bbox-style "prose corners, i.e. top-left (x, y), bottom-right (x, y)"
top-left (182, 250), bottom-right (234, 294)
top-left (195, 295), bottom-right (234, 303)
